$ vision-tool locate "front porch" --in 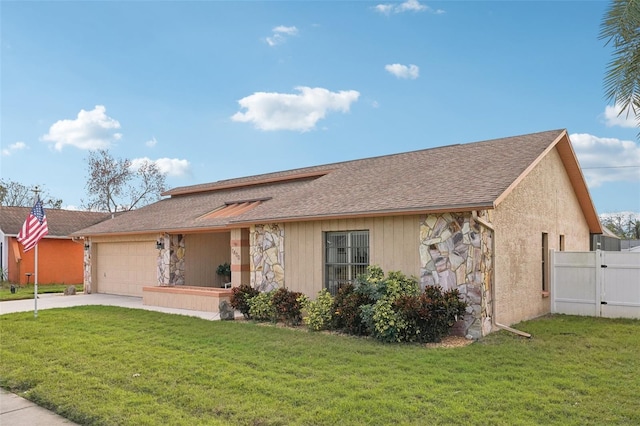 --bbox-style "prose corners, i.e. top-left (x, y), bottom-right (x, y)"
top-left (142, 285), bottom-right (233, 312)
